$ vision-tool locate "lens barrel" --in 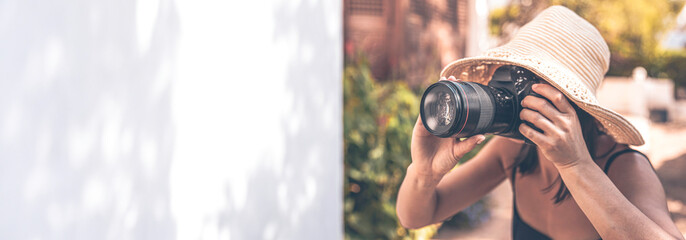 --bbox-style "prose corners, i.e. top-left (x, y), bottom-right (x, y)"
top-left (420, 80), bottom-right (514, 138)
